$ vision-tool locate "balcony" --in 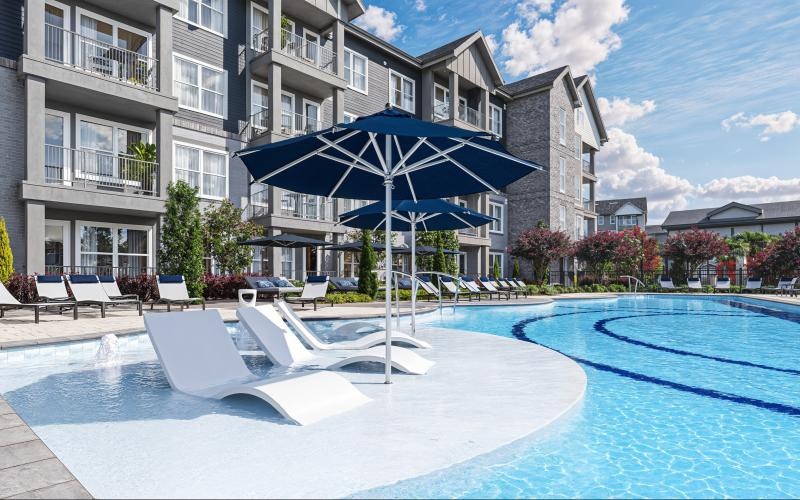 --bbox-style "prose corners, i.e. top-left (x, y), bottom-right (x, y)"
top-left (241, 110), bottom-right (327, 142)
top-left (44, 145), bottom-right (159, 197)
top-left (458, 103), bottom-right (483, 128)
top-left (583, 199), bottom-right (595, 212)
top-left (433, 100), bottom-right (449, 121)
top-left (44, 24), bottom-right (159, 91)
top-left (250, 27), bottom-right (337, 75)
top-left (280, 192), bottom-right (333, 221)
